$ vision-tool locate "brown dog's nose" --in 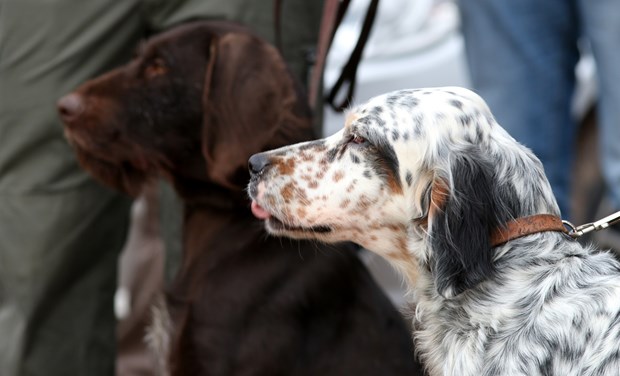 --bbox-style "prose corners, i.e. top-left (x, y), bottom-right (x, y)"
top-left (57, 93), bottom-right (85, 124)
top-left (249, 153), bottom-right (271, 176)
